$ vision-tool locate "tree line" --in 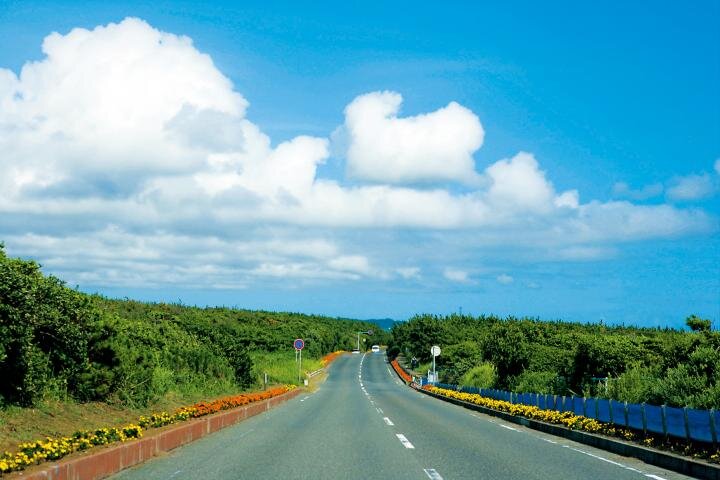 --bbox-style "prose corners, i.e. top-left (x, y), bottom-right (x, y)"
top-left (388, 313), bottom-right (719, 409)
top-left (0, 245), bottom-right (386, 407)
